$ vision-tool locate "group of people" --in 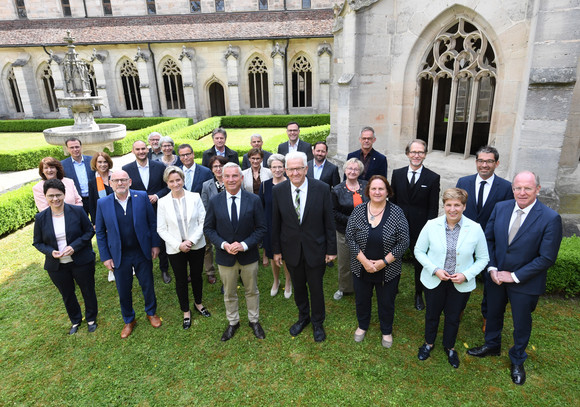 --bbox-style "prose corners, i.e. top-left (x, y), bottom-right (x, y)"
top-left (31, 123), bottom-right (562, 386)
